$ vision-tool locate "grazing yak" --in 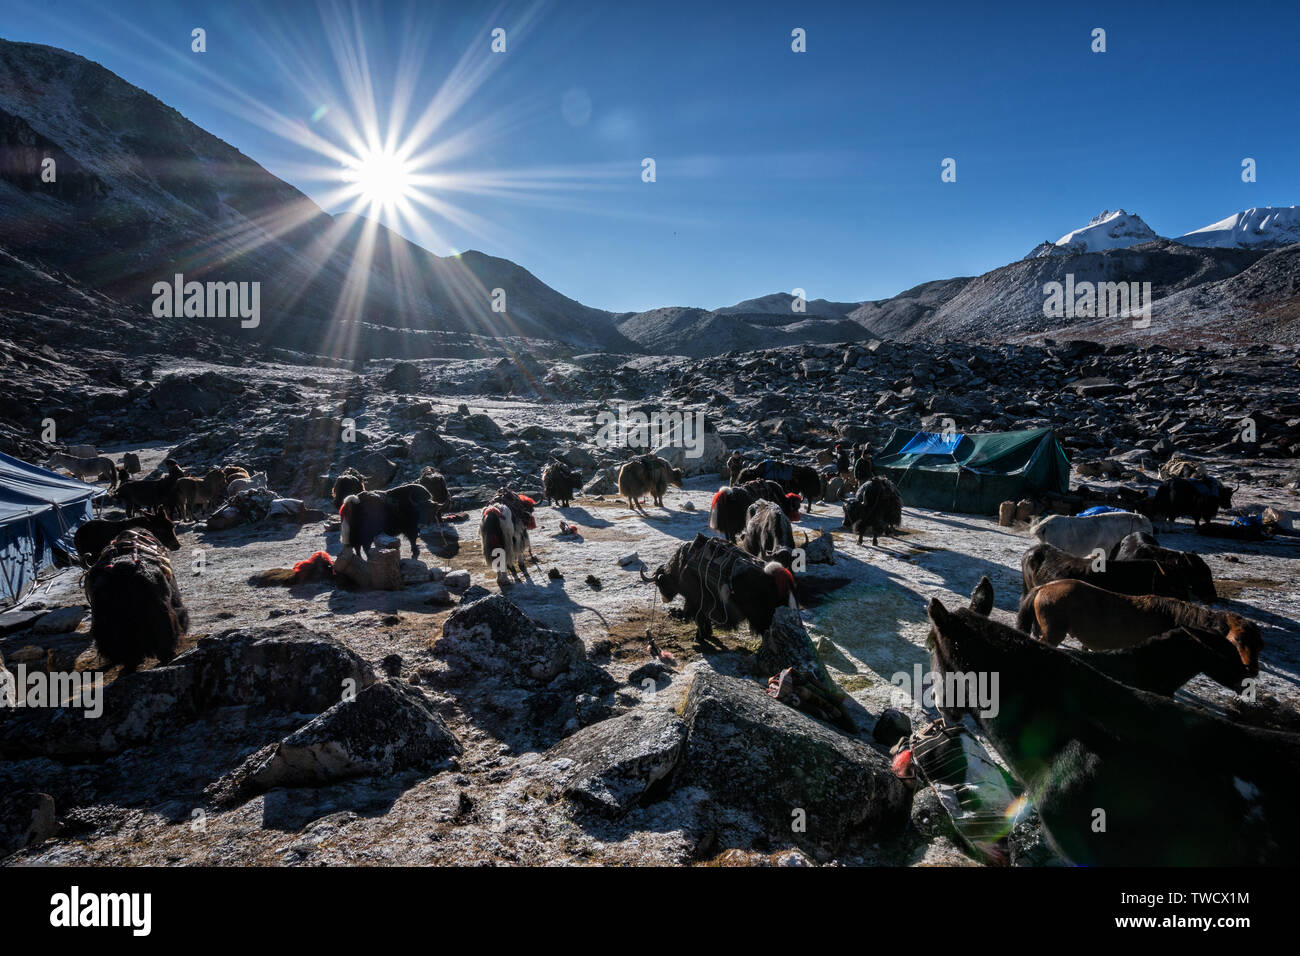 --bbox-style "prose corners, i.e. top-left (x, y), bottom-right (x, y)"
top-left (618, 454), bottom-right (683, 511)
top-left (641, 532), bottom-right (796, 644)
top-left (75, 511), bottom-right (180, 567)
top-left (736, 459), bottom-right (821, 512)
top-left (46, 450), bottom-right (117, 489)
top-left (1029, 510), bottom-right (1151, 557)
top-left (708, 485), bottom-right (755, 542)
top-left (842, 476), bottom-right (902, 546)
top-left (85, 528), bottom-right (189, 671)
top-left (1111, 531), bottom-right (1216, 601)
top-left (541, 460), bottom-right (581, 508)
top-left (740, 498), bottom-right (796, 567)
top-left (331, 467), bottom-right (367, 510)
top-left (739, 479), bottom-right (802, 522)
top-left (1151, 477), bottom-right (1236, 527)
top-left (927, 598), bottom-right (1300, 865)
top-left (1020, 542), bottom-right (1192, 600)
top-left (1016, 578), bottom-right (1262, 677)
top-left (479, 489), bottom-right (537, 575)
top-left (339, 484), bottom-right (438, 558)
